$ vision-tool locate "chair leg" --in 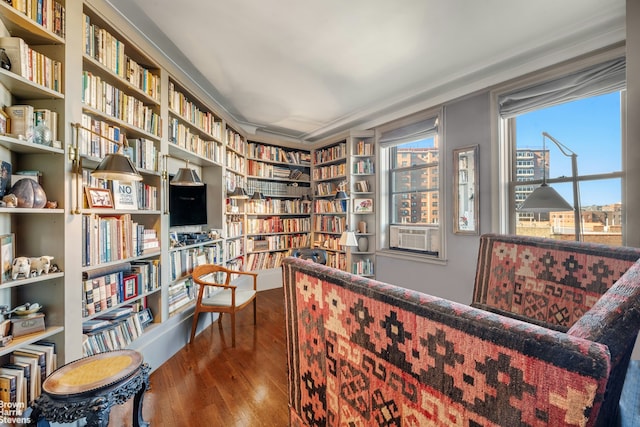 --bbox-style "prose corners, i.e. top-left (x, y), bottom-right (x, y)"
top-left (190, 310), bottom-right (200, 343)
top-left (253, 298), bottom-right (257, 325)
top-left (218, 313), bottom-right (223, 329)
